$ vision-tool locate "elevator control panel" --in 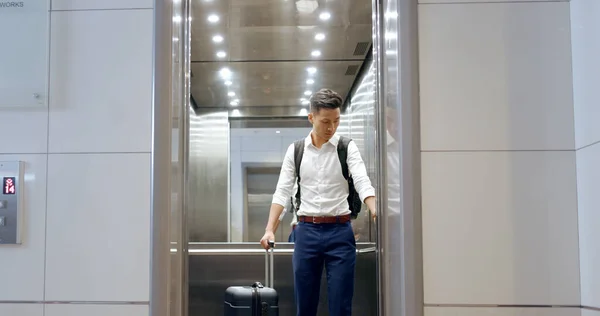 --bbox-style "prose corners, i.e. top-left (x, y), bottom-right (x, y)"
top-left (0, 161), bottom-right (24, 245)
